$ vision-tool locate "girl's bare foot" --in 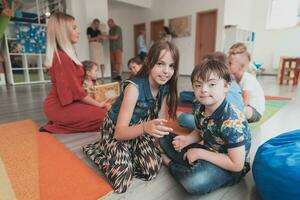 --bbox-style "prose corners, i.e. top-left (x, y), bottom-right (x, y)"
top-left (161, 152), bottom-right (171, 166)
top-left (157, 143), bottom-right (171, 166)
top-left (157, 144), bottom-right (165, 154)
